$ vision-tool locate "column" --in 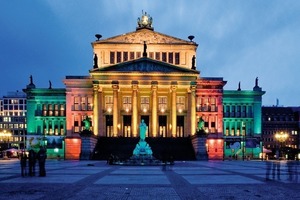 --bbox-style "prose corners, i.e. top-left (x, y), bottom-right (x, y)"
top-left (190, 83), bottom-right (196, 136)
top-left (171, 82), bottom-right (177, 137)
top-left (112, 81), bottom-right (119, 137)
top-left (98, 86), bottom-right (104, 137)
top-left (93, 83), bottom-right (99, 136)
top-left (151, 81), bottom-right (158, 137)
top-left (132, 81), bottom-right (138, 137)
